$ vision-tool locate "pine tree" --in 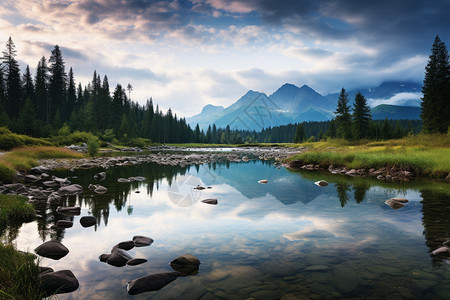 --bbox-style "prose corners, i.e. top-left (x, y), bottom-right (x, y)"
top-left (2, 37), bottom-right (22, 119)
top-left (49, 45), bottom-right (67, 121)
top-left (22, 65), bottom-right (34, 102)
top-left (335, 88), bottom-right (352, 139)
top-left (352, 92), bottom-right (372, 140)
top-left (35, 56), bottom-right (49, 123)
top-left (421, 35), bottom-right (450, 133)
top-left (294, 123), bottom-right (305, 143)
top-left (67, 67), bottom-right (76, 118)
